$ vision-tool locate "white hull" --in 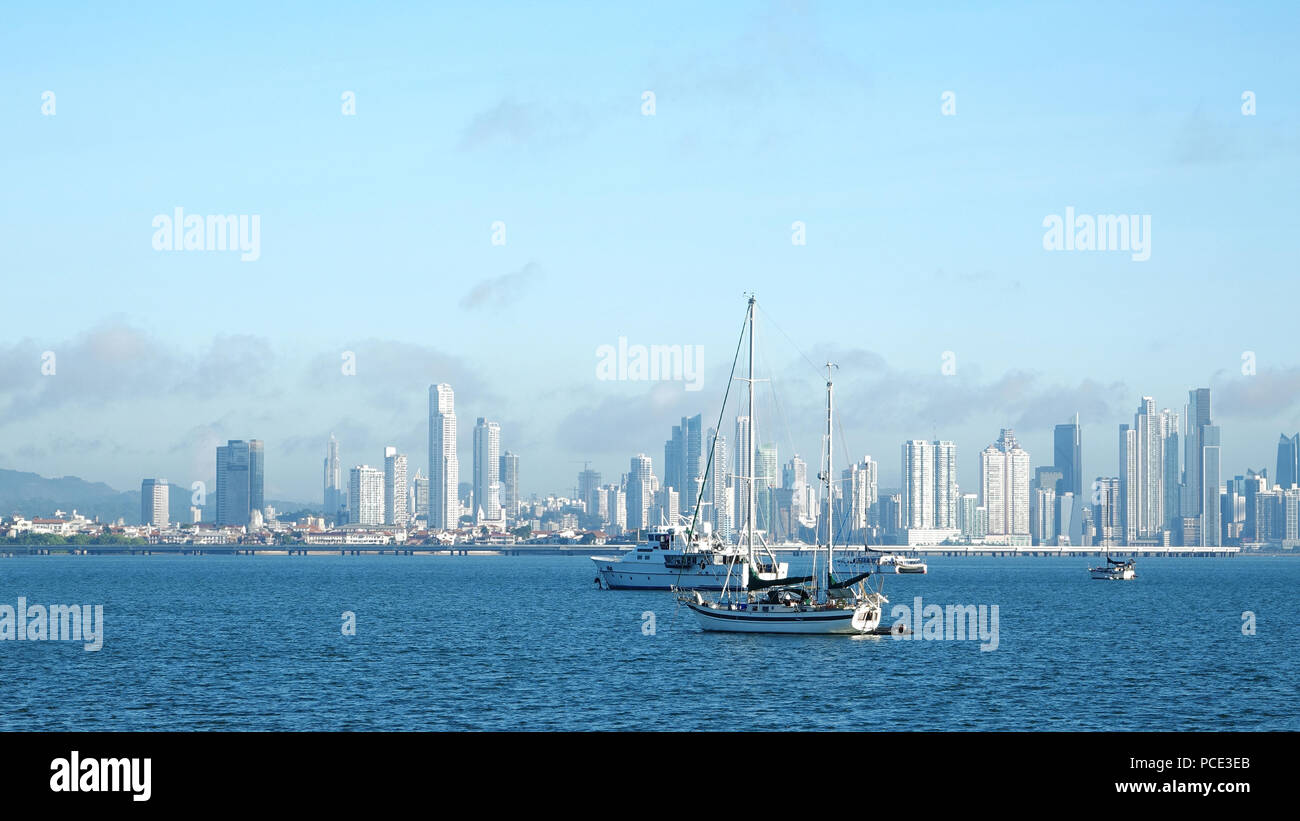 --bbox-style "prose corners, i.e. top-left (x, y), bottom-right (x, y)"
top-left (1090, 567), bottom-right (1136, 580)
top-left (592, 556), bottom-right (788, 591)
top-left (685, 600), bottom-right (881, 634)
